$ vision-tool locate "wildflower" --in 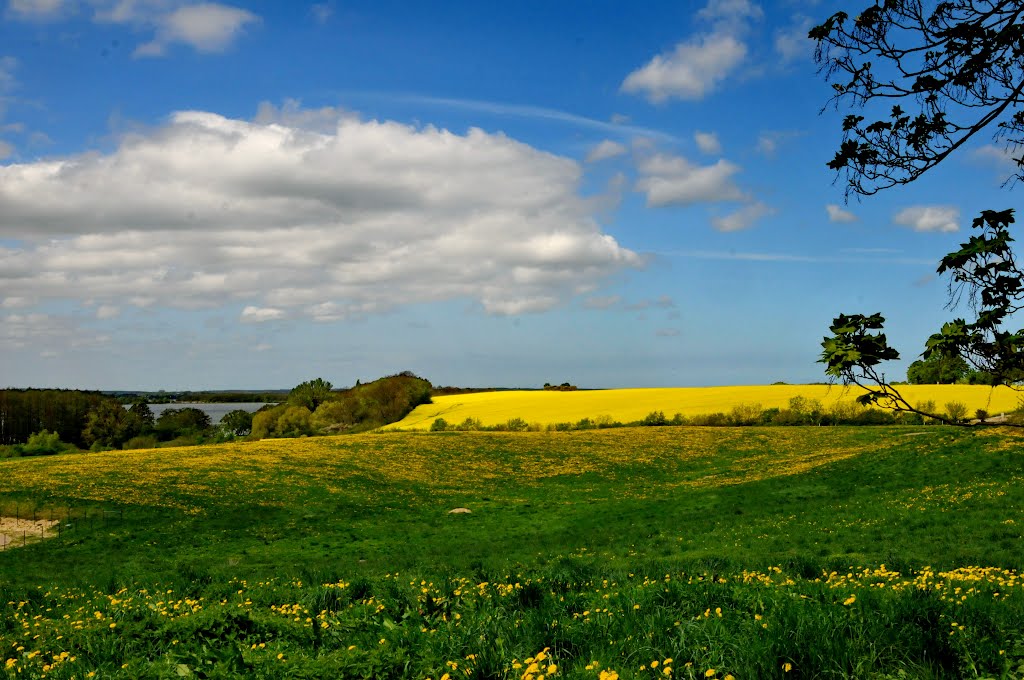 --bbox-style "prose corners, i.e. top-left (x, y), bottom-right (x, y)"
top-left (783, 662), bottom-right (793, 672)
top-left (705, 670), bottom-right (717, 678)
top-left (843, 595), bottom-right (856, 606)
top-left (651, 660), bottom-right (659, 668)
